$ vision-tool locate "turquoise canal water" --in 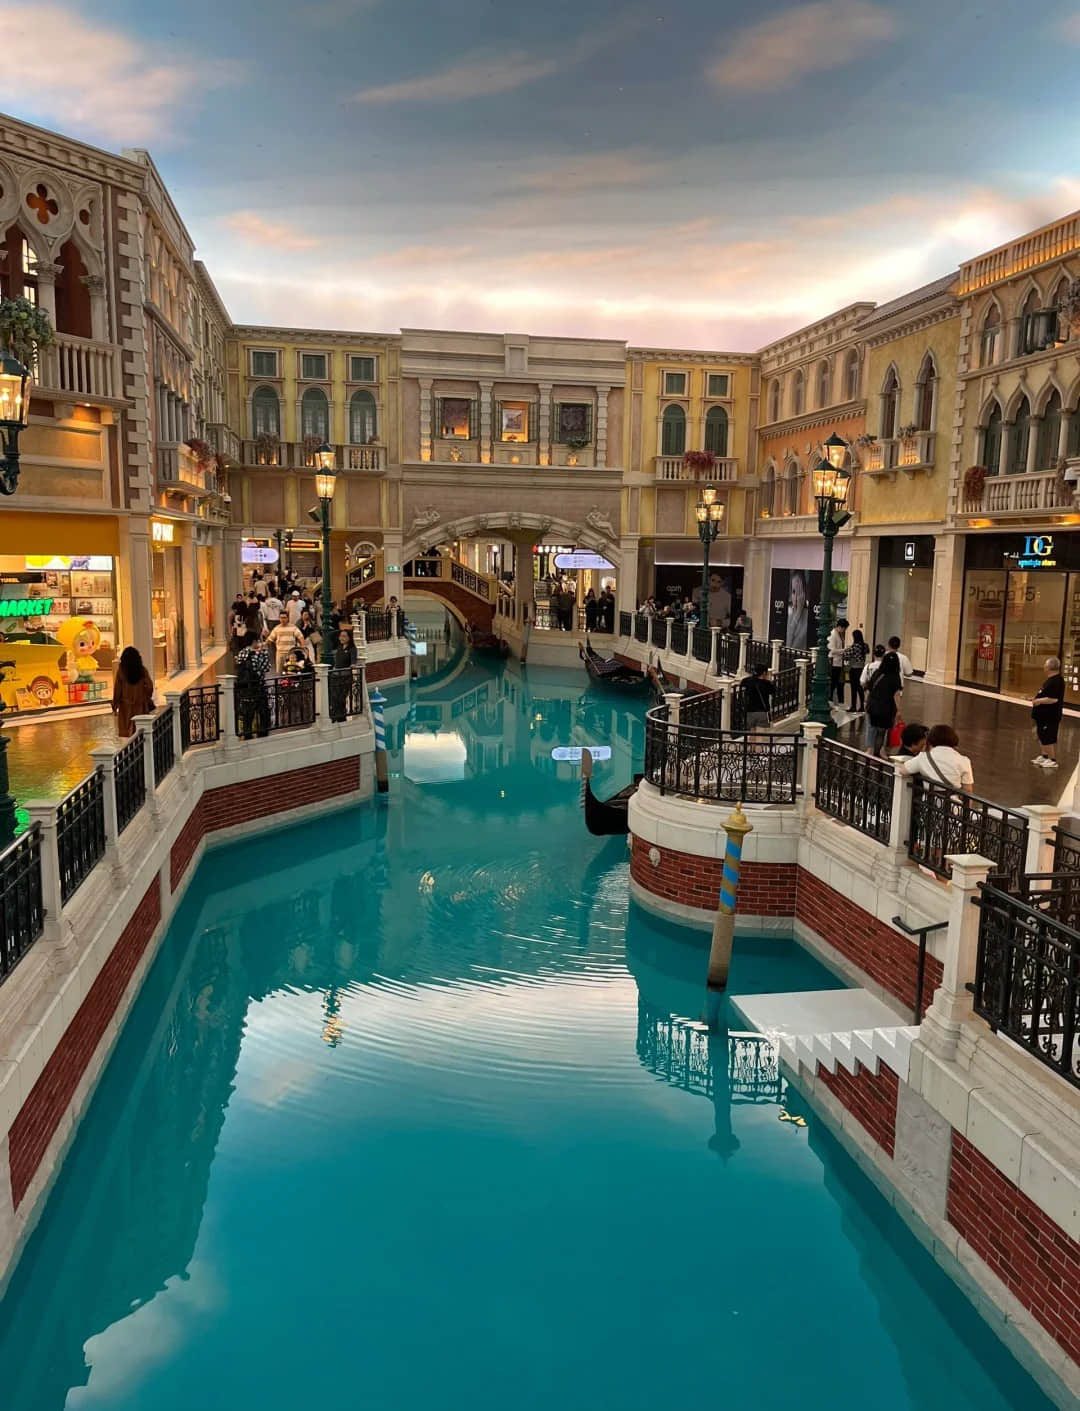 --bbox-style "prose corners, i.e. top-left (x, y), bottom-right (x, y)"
top-left (0, 658), bottom-right (1057, 1410)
